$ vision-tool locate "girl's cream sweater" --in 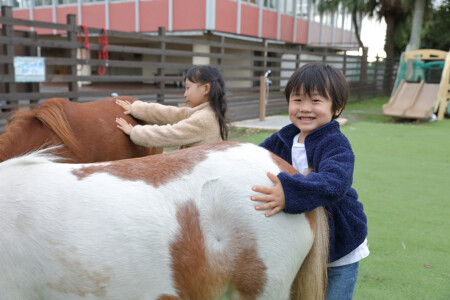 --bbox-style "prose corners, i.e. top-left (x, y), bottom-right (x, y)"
top-left (129, 101), bottom-right (221, 149)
